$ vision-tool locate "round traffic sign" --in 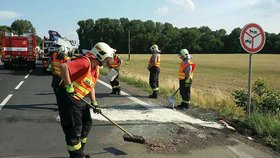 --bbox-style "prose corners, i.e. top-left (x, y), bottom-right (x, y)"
top-left (240, 23), bottom-right (266, 53)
